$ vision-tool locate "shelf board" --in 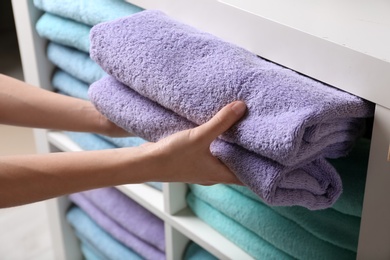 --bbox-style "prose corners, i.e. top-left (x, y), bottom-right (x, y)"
top-left (47, 131), bottom-right (83, 152)
top-left (167, 208), bottom-right (254, 260)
